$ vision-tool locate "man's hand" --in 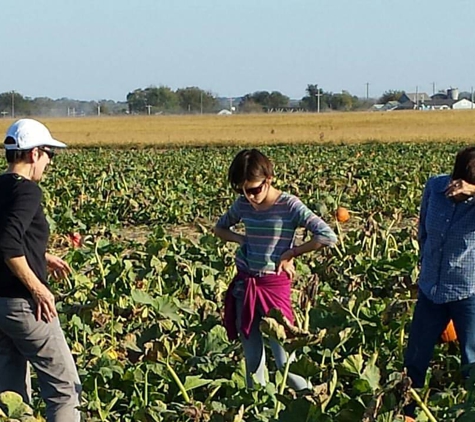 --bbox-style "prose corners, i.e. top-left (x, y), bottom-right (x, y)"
top-left (277, 249), bottom-right (296, 279)
top-left (31, 282), bottom-right (57, 322)
top-left (45, 253), bottom-right (72, 280)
